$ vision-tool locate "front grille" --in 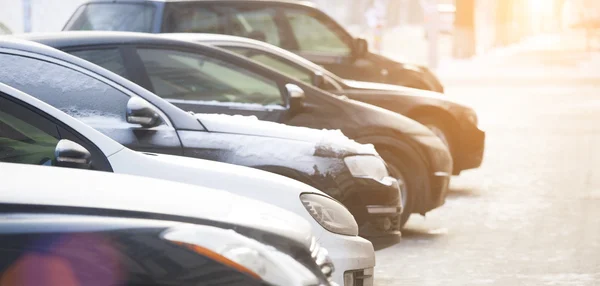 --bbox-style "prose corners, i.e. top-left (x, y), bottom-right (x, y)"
top-left (309, 237), bottom-right (335, 282)
top-left (344, 268), bottom-right (374, 286)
